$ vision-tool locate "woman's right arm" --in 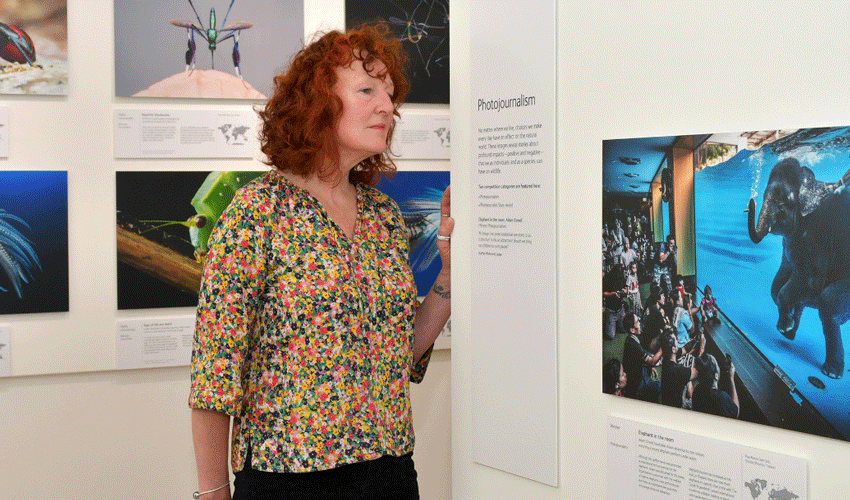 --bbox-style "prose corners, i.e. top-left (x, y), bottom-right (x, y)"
top-left (189, 188), bottom-right (270, 499)
top-left (192, 408), bottom-right (232, 499)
